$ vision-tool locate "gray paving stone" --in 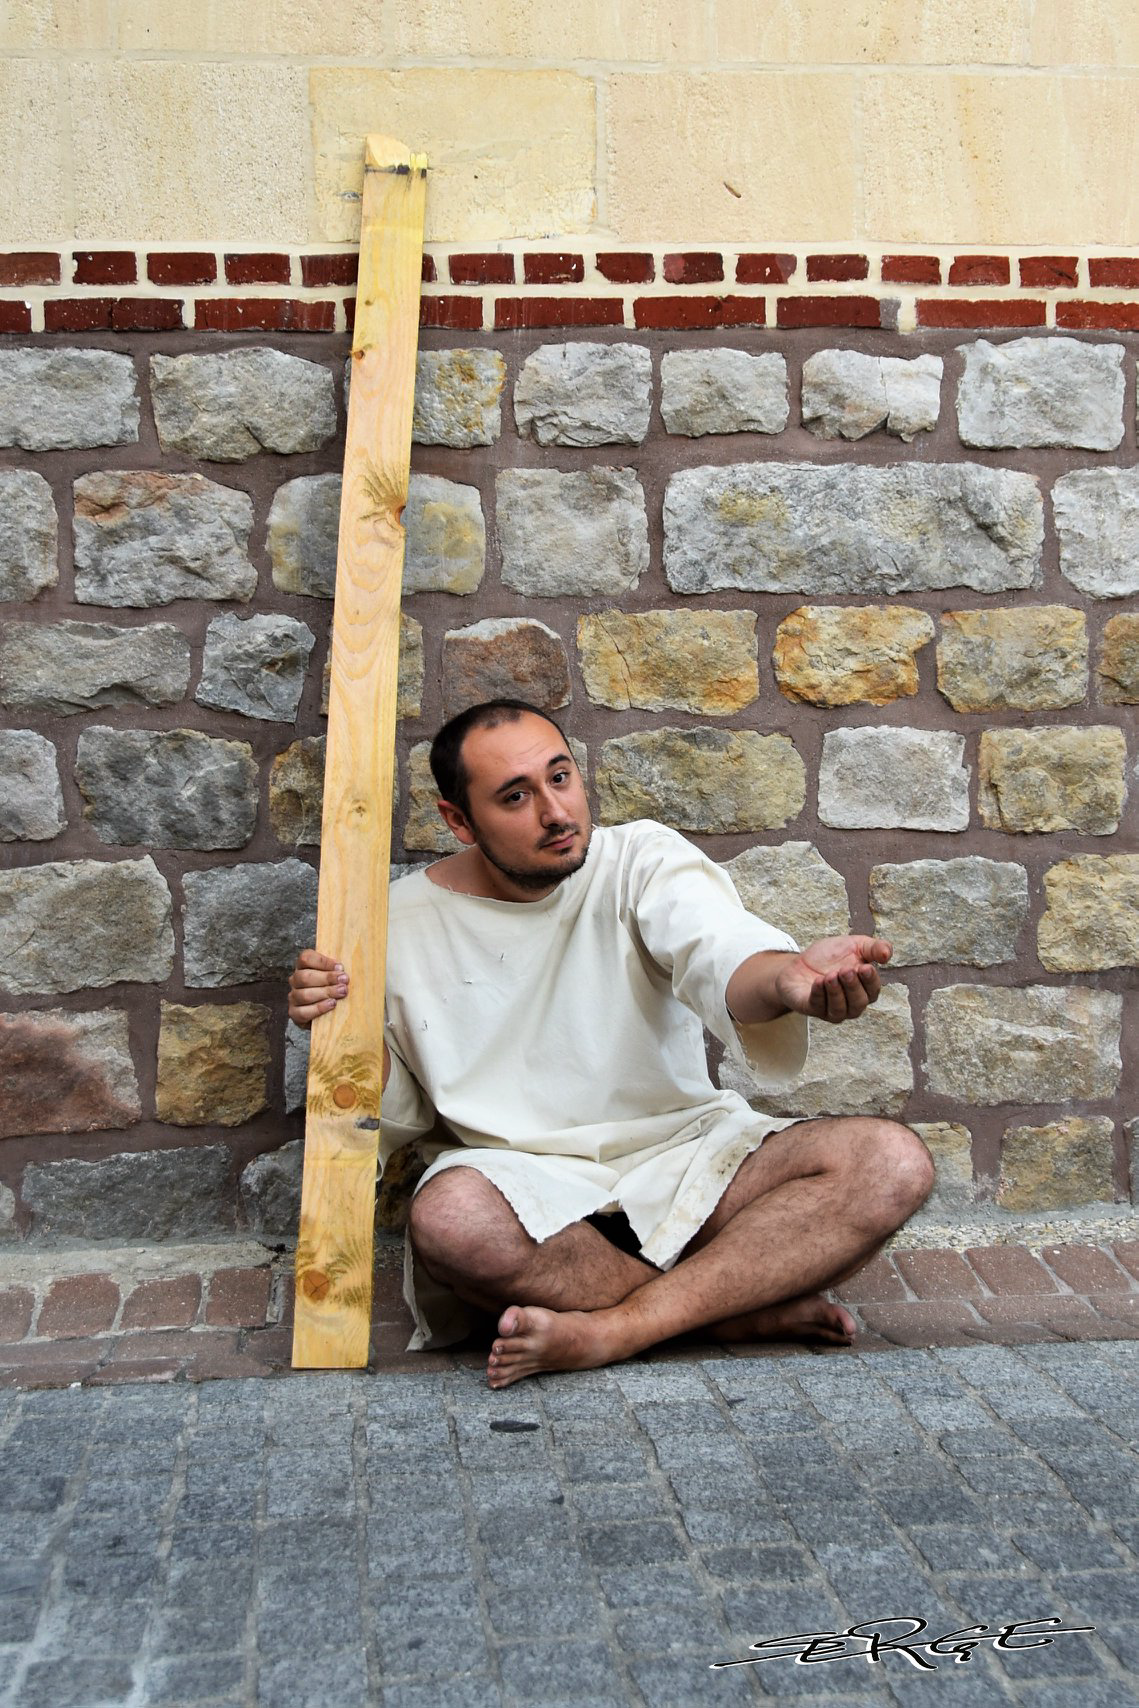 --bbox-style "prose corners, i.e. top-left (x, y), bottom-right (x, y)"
top-left (596, 1563), bottom-right (705, 1609)
top-left (615, 1604), bottom-right (721, 1653)
top-left (139, 1654), bottom-right (246, 1704)
top-left (1013, 1684), bottom-right (1139, 1708)
top-left (382, 1681), bottom-right (504, 1708)
top-left (581, 1518), bottom-right (685, 1567)
top-left (682, 1507), bottom-right (796, 1546)
top-left (910, 1529), bottom-right (1032, 1573)
top-left (0, 1594), bottom-right (41, 1642)
top-left (497, 1639), bottom-right (621, 1702)
top-left (632, 1657), bottom-right (759, 1706)
top-left (1056, 1571), bottom-right (1139, 1622)
top-left (257, 1649), bottom-right (370, 1708)
top-left (701, 1543), bottom-right (817, 1582)
top-left (14, 1659), bottom-right (135, 1707)
top-left (568, 1482), bottom-right (669, 1521)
